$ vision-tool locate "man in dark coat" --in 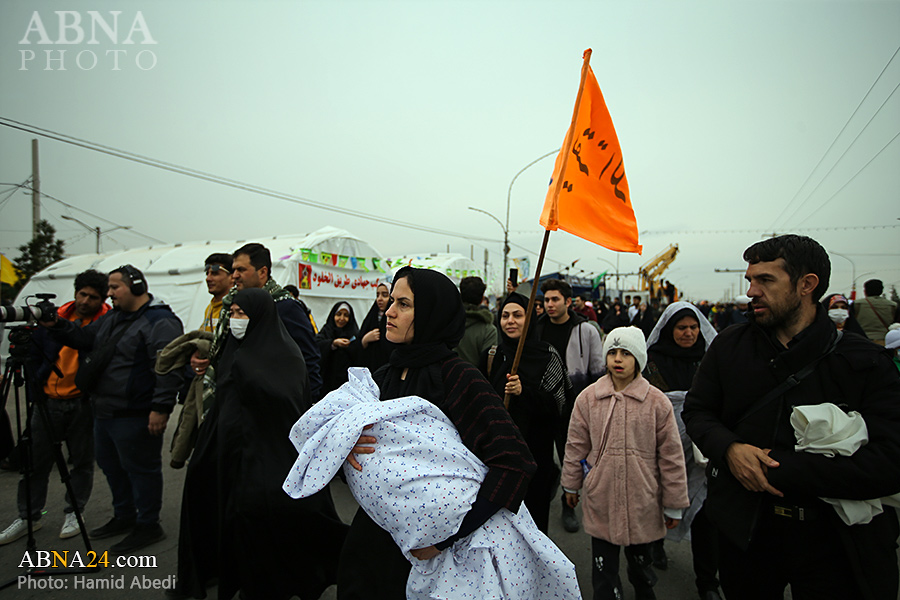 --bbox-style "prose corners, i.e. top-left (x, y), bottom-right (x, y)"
top-left (683, 235), bottom-right (900, 600)
top-left (43, 266), bottom-right (184, 555)
top-left (455, 276), bottom-right (497, 365)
